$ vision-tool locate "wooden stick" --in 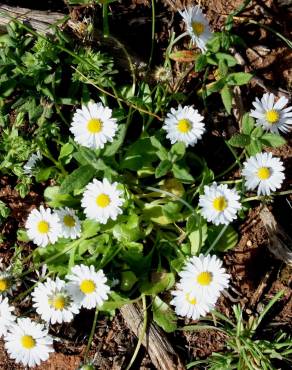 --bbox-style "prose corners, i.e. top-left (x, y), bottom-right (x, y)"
top-left (259, 206), bottom-right (292, 266)
top-left (120, 304), bottom-right (185, 370)
top-left (0, 4), bottom-right (66, 34)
